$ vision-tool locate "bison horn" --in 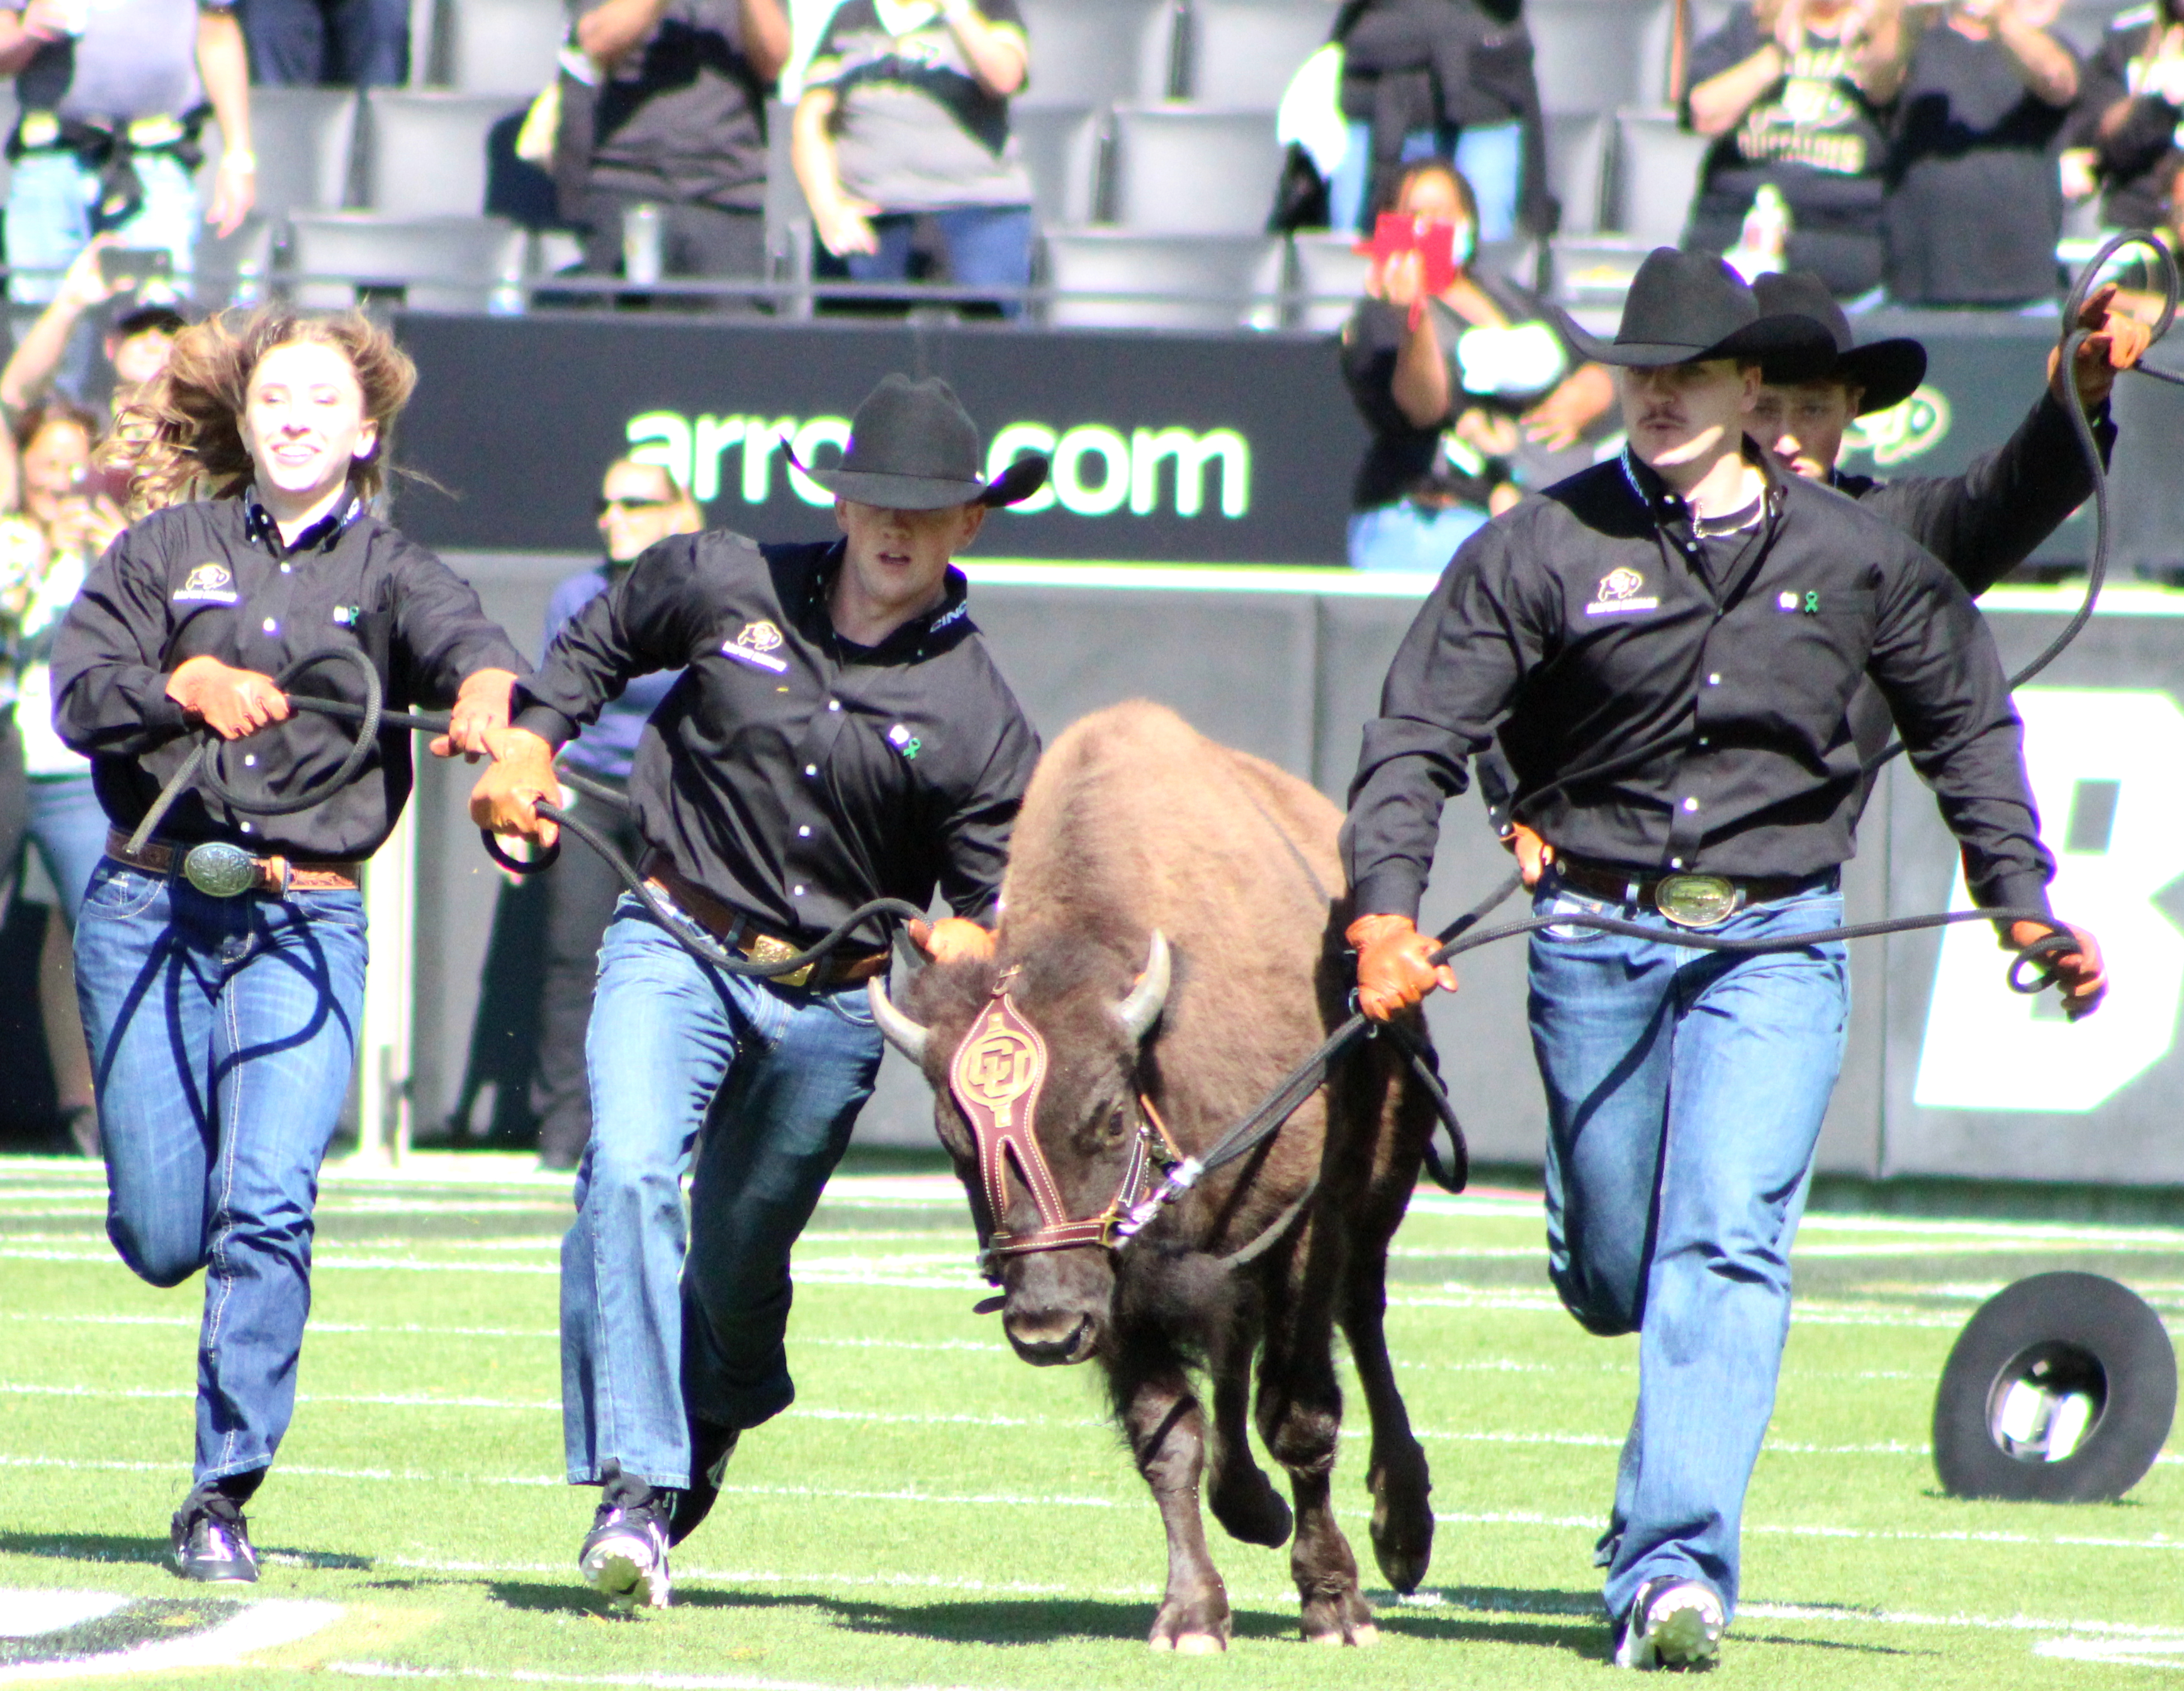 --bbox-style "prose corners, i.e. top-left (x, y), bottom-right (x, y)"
top-left (1115, 931), bottom-right (1171, 1043)
top-left (867, 975), bottom-right (930, 1063)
